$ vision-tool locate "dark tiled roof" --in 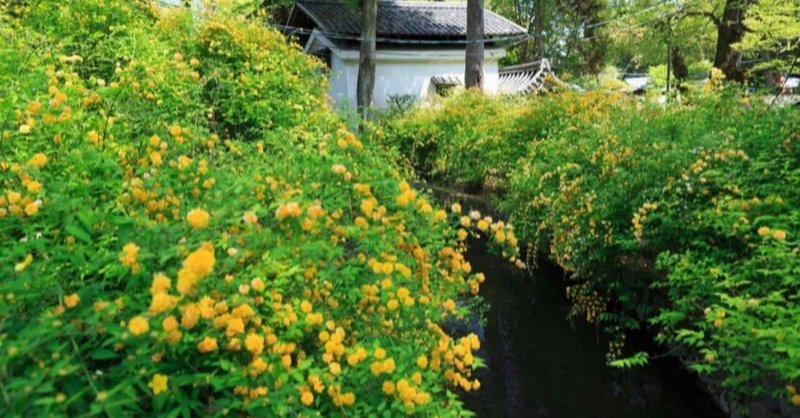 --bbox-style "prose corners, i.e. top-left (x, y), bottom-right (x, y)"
top-left (292, 1), bottom-right (527, 40)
